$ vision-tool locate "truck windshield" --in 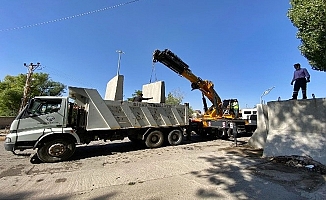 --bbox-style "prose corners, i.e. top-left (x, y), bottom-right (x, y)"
top-left (28, 99), bottom-right (62, 115)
